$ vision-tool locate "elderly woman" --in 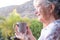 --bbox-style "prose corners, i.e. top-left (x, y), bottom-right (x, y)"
top-left (15, 0), bottom-right (60, 40)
